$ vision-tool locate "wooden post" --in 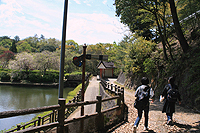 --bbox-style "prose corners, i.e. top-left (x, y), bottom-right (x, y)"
top-left (73, 97), bottom-right (76, 103)
top-left (121, 88), bottom-right (125, 121)
top-left (96, 96), bottom-right (104, 131)
top-left (34, 121), bottom-right (36, 127)
top-left (57, 98), bottom-right (66, 133)
top-left (17, 124), bottom-right (21, 131)
top-left (115, 85), bottom-right (117, 92)
top-left (77, 94), bottom-right (80, 102)
top-left (81, 44), bottom-right (87, 116)
top-left (121, 87), bottom-right (124, 104)
top-left (42, 117), bottom-right (44, 125)
top-left (118, 86), bottom-right (120, 93)
top-left (117, 92), bottom-right (121, 107)
top-left (116, 92), bottom-right (122, 121)
top-left (52, 110), bottom-right (55, 122)
top-left (111, 84), bottom-right (113, 91)
top-left (38, 116), bottom-right (41, 126)
top-left (96, 96), bottom-right (102, 113)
